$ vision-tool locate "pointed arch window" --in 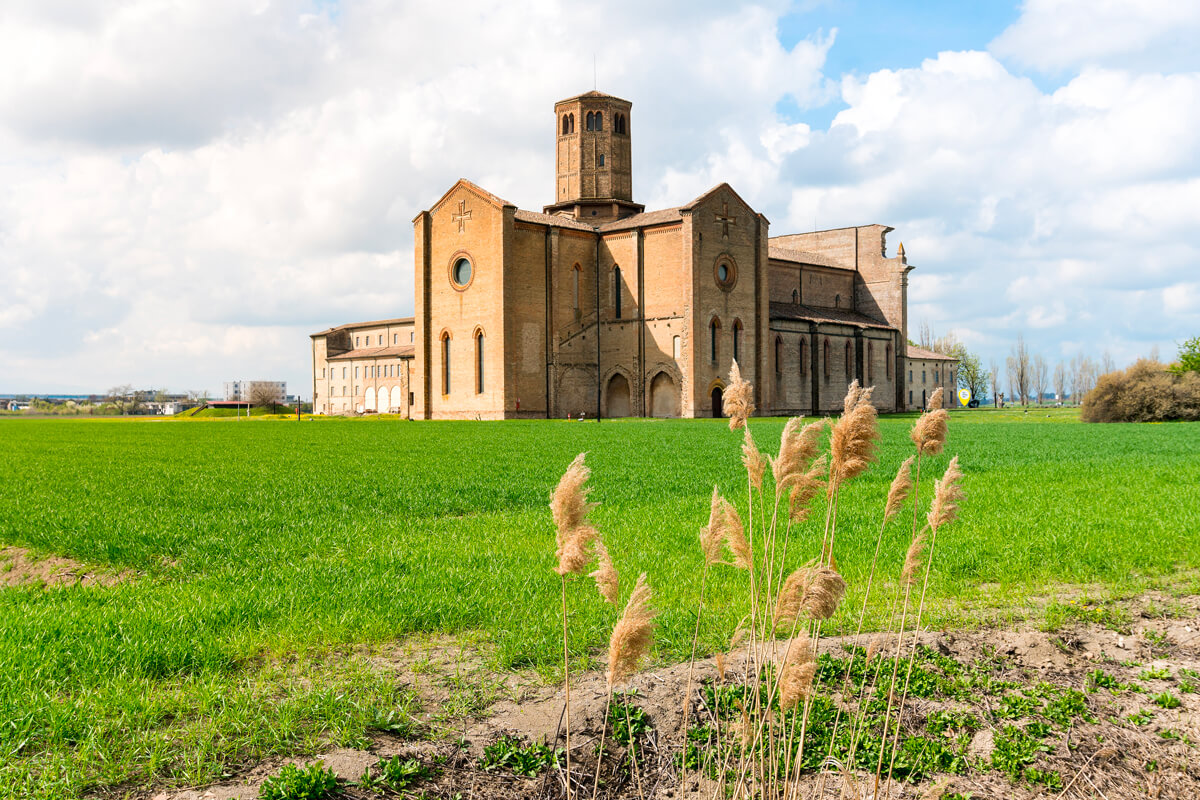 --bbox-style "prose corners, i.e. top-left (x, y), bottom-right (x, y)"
top-left (441, 332), bottom-right (452, 395)
top-left (710, 318), bottom-right (722, 364)
top-left (867, 341), bottom-right (875, 384)
top-left (774, 336), bottom-right (783, 376)
top-left (594, 111), bottom-right (603, 131)
top-left (732, 319), bottom-right (743, 363)
top-left (562, 115), bottom-right (570, 135)
top-left (572, 264), bottom-right (581, 313)
top-left (792, 288), bottom-right (799, 304)
top-left (823, 338), bottom-right (831, 383)
top-left (612, 266), bottom-right (622, 319)
top-left (800, 338), bottom-right (808, 378)
top-left (586, 111), bottom-right (595, 131)
top-left (845, 340), bottom-right (853, 382)
top-left (475, 329), bottom-right (484, 394)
